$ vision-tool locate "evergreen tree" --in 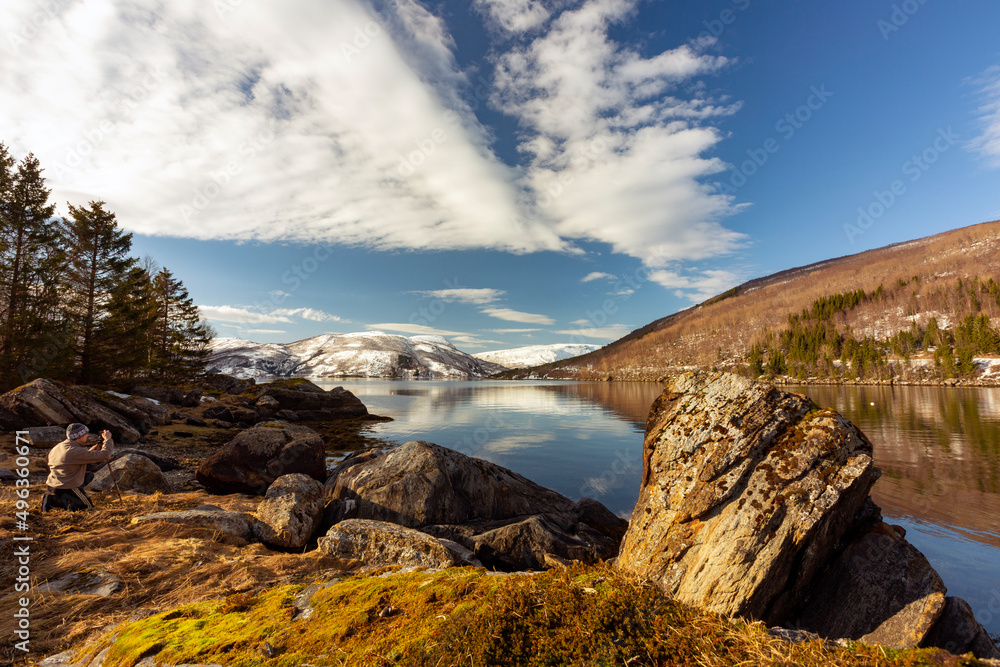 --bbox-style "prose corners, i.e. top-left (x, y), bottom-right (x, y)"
top-left (151, 268), bottom-right (212, 381)
top-left (0, 148), bottom-right (66, 388)
top-left (92, 266), bottom-right (158, 384)
top-left (61, 201), bottom-right (135, 384)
